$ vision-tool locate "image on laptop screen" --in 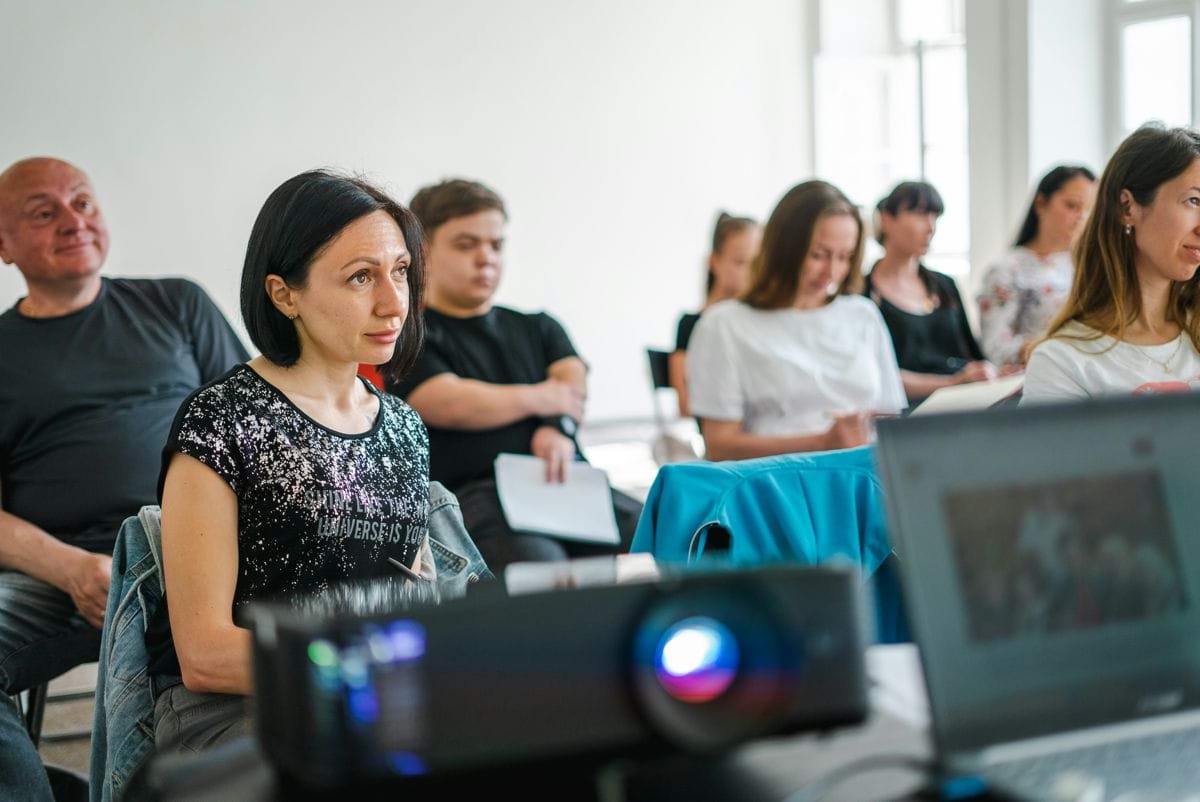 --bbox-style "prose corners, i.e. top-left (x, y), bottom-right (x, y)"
top-left (942, 469), bottom-right (1187, 644)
